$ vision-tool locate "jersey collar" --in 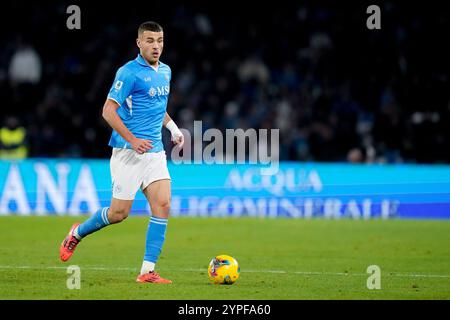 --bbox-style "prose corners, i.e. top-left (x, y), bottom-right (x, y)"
top-left (136, 54), bottom-right (160, 71)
